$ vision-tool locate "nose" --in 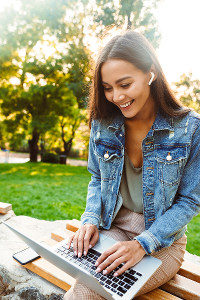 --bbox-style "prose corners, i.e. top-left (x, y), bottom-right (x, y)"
top-left (113, 91), bottom-right (125, 103)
